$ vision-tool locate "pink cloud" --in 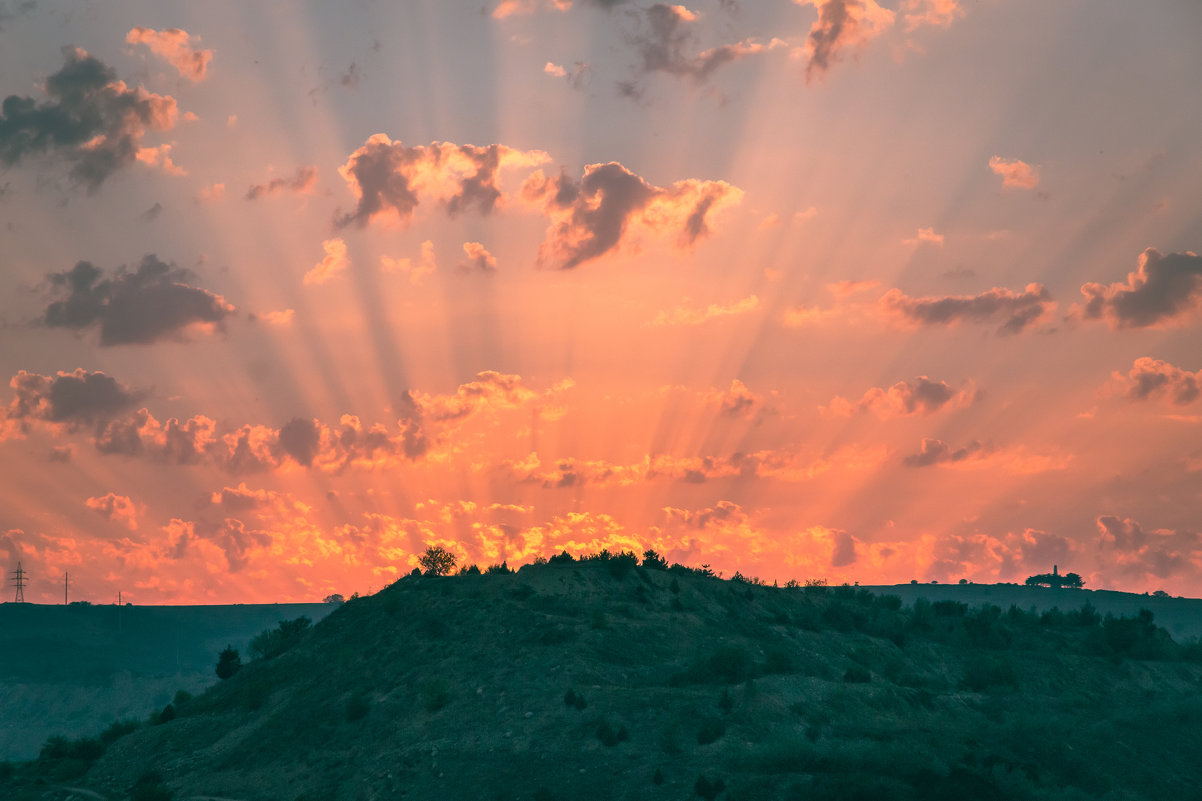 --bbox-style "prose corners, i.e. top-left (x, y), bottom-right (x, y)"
top-left (126, 27), bottom-right (213, 81)
top-left (988, 156), bottom-right (1040, 190)
top-left (305, 238), bottom-right (349, 286)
